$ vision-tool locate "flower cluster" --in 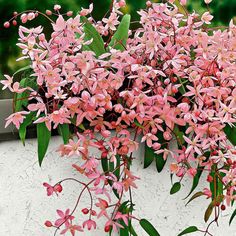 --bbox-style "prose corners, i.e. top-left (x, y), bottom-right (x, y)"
top-left (2, 0), bottom-right (236, 235)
